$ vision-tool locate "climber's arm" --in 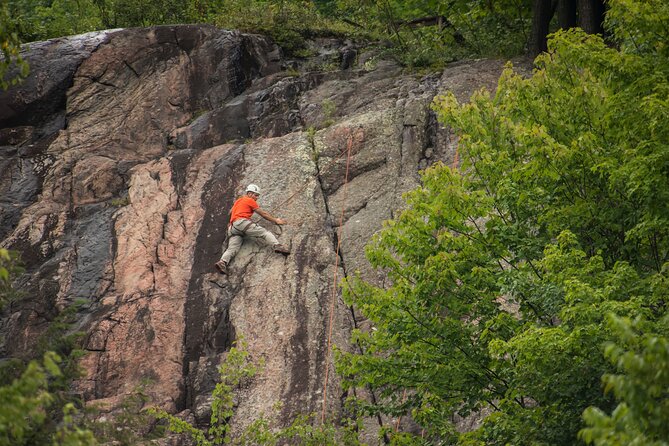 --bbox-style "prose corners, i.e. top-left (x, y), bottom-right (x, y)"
top-left (255, 208), bottom-right (286, 225)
